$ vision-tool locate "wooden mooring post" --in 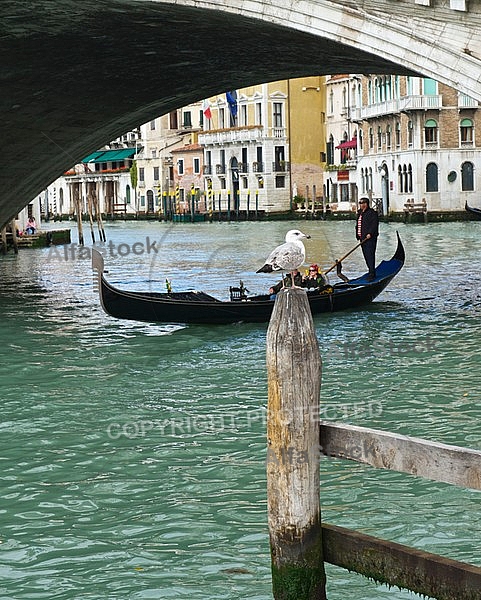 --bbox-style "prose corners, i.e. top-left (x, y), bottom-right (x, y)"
top-left (266, 287), bottom-right (326, 600)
